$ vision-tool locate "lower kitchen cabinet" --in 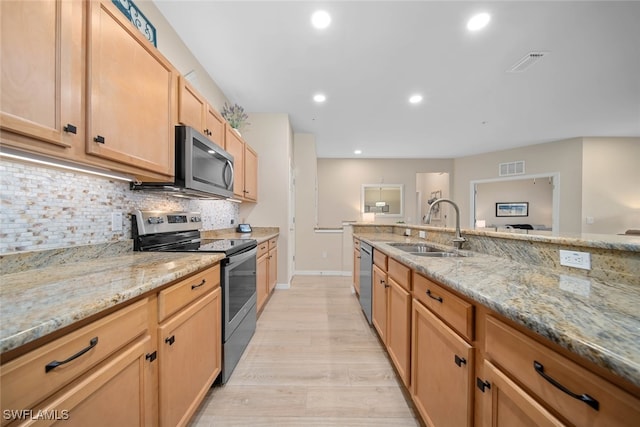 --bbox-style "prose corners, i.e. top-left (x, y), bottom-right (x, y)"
top-left (157, 282), bottom-right (221, 427)
top-left (257, 237), bottom-right (278, 313)
top-left (386, 276), bottom-right (411, 387)
top-left (372, 263), bottom-right (388, 343)
top-left (353, 238), bottom-right (361, 295)
top-left (411, 298), bottom-right (474, 427)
